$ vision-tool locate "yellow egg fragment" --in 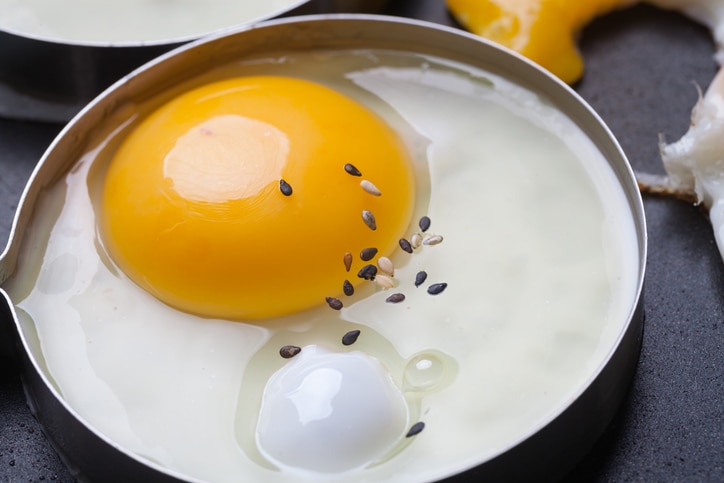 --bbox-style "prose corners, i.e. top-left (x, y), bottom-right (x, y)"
top-left (447, 0), bottom-right (635, 83)
top-left (101, 76), bottom-right (415, 320)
